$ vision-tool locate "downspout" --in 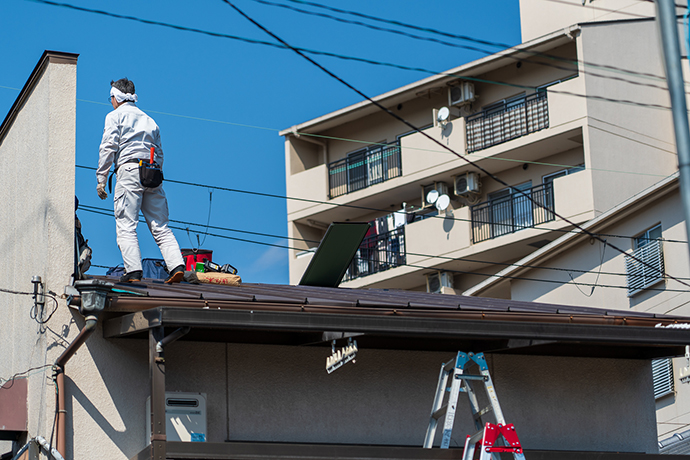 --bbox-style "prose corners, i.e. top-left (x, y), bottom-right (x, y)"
top-left (53, 314), bottom-right (99, 458)
top-left (288, 127), bottom-right (328, 165)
